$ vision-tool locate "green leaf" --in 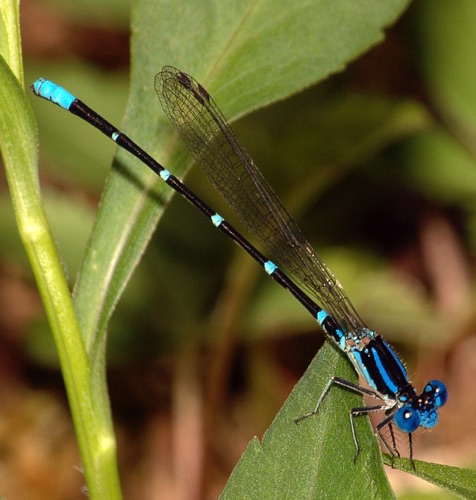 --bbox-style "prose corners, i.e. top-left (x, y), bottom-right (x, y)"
top-left (417, 0), bottom-right (476, 159)
top-left (383, 456), bottom-right (476, 499)
top-left (222, 342), bottom-right (394, 499)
